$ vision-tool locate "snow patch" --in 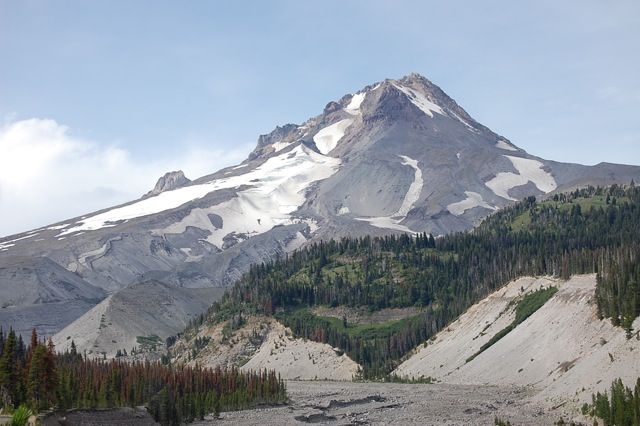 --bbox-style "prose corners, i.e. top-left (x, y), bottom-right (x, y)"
top-left (496, 139), bottom-right (518, 151)
top-left (271, 141), bottom-right (293, 153)
top-left (345, 92), bottom-right (366, 115)
top-left (78, 237), bottom-right (121, 268)
top-left (394, 155), bottom-right (423, 217)
top-left (337, 206), bottom-right (350, 215)
top-left (447, 191), bottom-right (498, 216)
top-left (485, 156), bottom-right (557, 201)
top-left (47, 223), bottom-right (70, 230)
top-left (285, 231), bottom-right (307, 252)
top-left (450, 111), bottom-right (477, 132)
top-left (312, 119), bottom-right (354, 155)
top-left (393, 84), bottom-right (444, 118)
top-left (0, 233), bottom-right (39, 250)
top-left (356, 216), bottom-right (415, 233)
top-left (356, 155), bottom-right (422, 233)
